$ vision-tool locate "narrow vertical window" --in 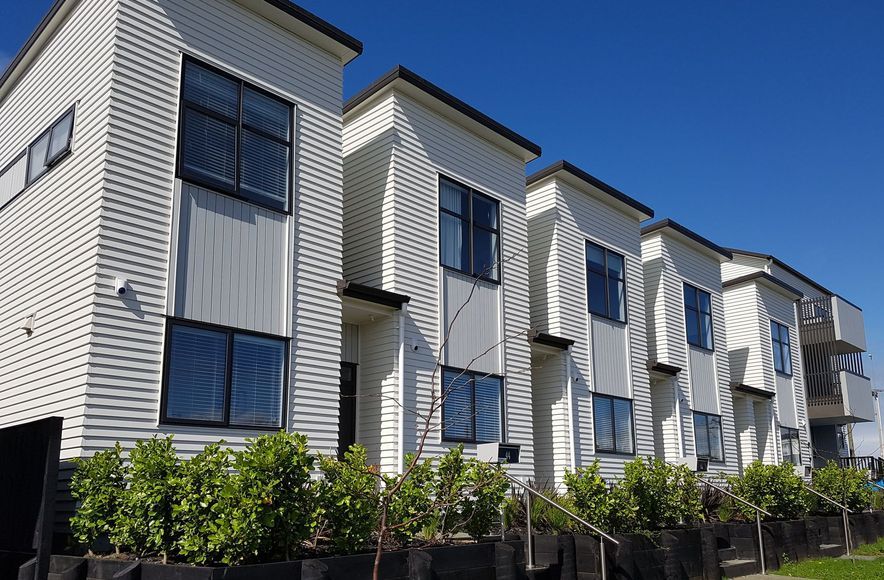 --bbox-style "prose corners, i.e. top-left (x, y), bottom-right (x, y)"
top-left (441, 368), bottom-right (503, 443)
top-left (771, 320), bottom-right (792, 375)
top-left (684, 283), bottom-right (714, 350)
top-left (439, 176), bottom-right (500, 282)
top-left (592, 394), bottom-right (634, 454)
top-left (693, 411), bottom-right (723, 460)
top-left (780, 427), bottom-right (801, 465)
top-left (586, 241), bottom-right (626, 322)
